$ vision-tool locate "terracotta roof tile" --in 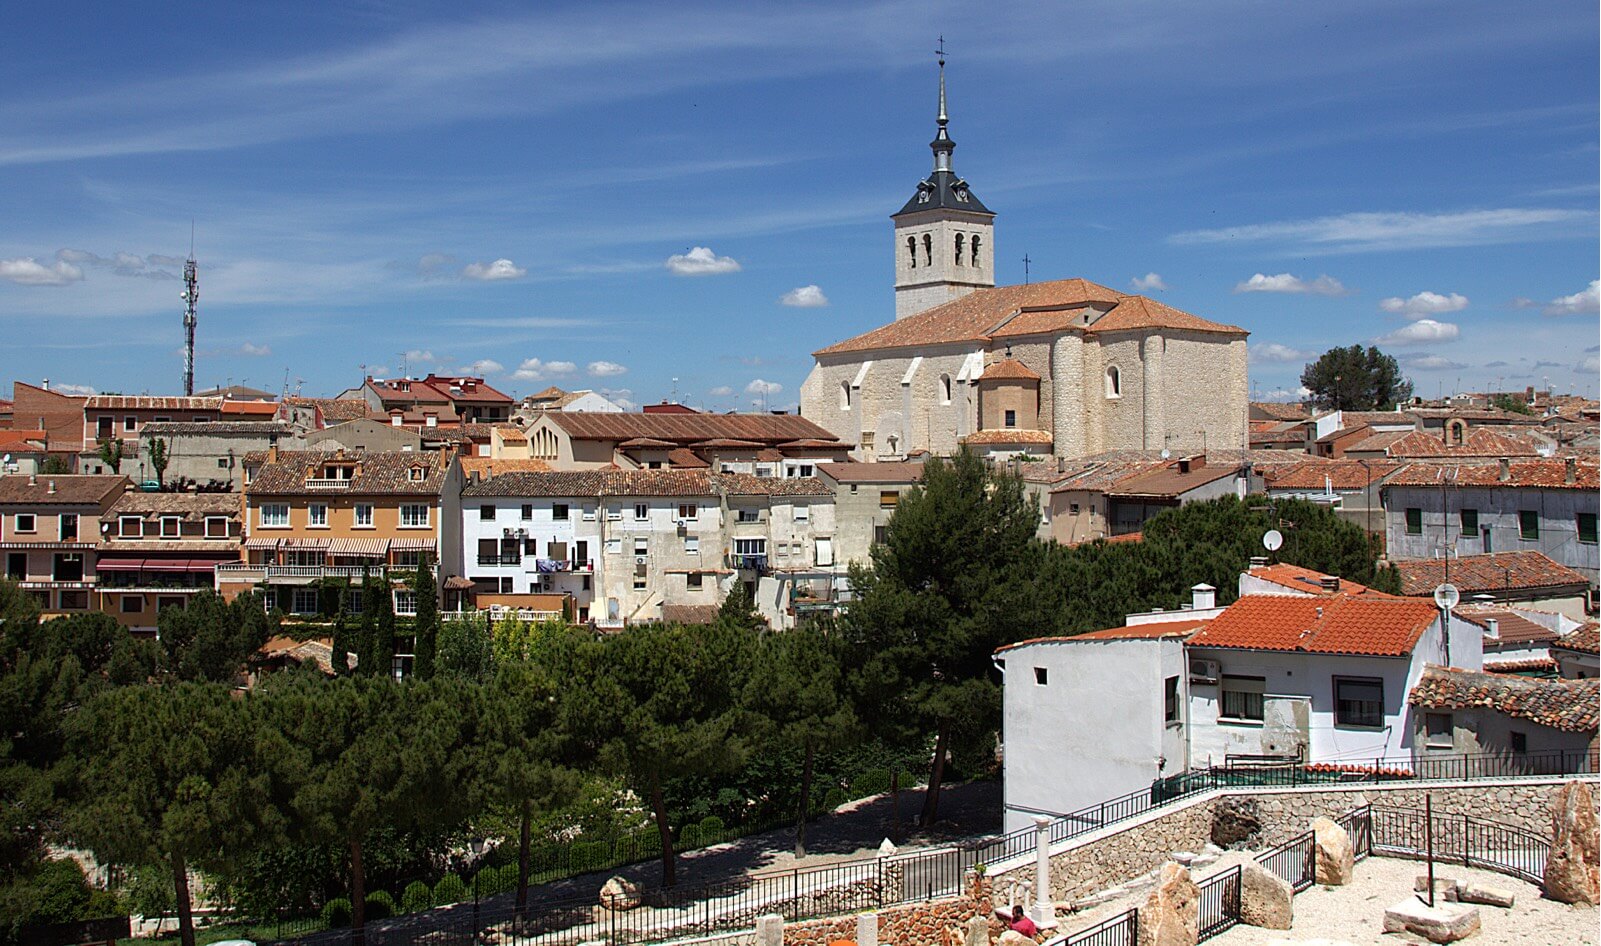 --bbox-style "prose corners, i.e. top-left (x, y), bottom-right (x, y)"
top-left (141, 421), bottom-right (293, 437)
top-left (1552, 622), bottom-right (1599, 656)
top-left (463, 469), bottom-right (830, 499)
top-left (1385, 428), bottom-right (1543, 458)
top-left (1105, 459), bottom-right (1241, 498)
top-left (666, 448), bottom-right (710, 469)
top-left (1188, 595), bottom-right (1438, 656)
top-left (816, 462), bottom-right (925, 484)
top-left (85, 395), bottom-right (222, 411)
top-left (1067, 618), bottom-right (1211, 641)
top-left (1265, 460), bottom-right (1400, 491)
top-left (282, 398), bottom-right (376, 422)
top-left (1245, 563), bottom-right (1392, 598)
top-left (1387, 459), bottom-right (1599, 491)
top-left (1090, 294), bottom-right (1248, 336)
top-left (961, 428), bottom-right (1054, 445)
top-left (979, 358), bottom-right (1041, 381)
top-left (1455, 607), bottom-right (1561, 644)
top-left (1408, 666), bottom-right (1598, 732)
top-left (1394, 551), bottom-right (1590, 597)
top-left (459, 457), bottom-right (553, 477)
top-left (104, 492), bottom-right (241, 520)
top-left (547, 412), bottom-right (838, 446)
top-left (244, 450), bottom-right (448, 496)
top-left (0, 474), bottom-right (128, 506)
top-left (1251, 402), bottom-right (1310, 421)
